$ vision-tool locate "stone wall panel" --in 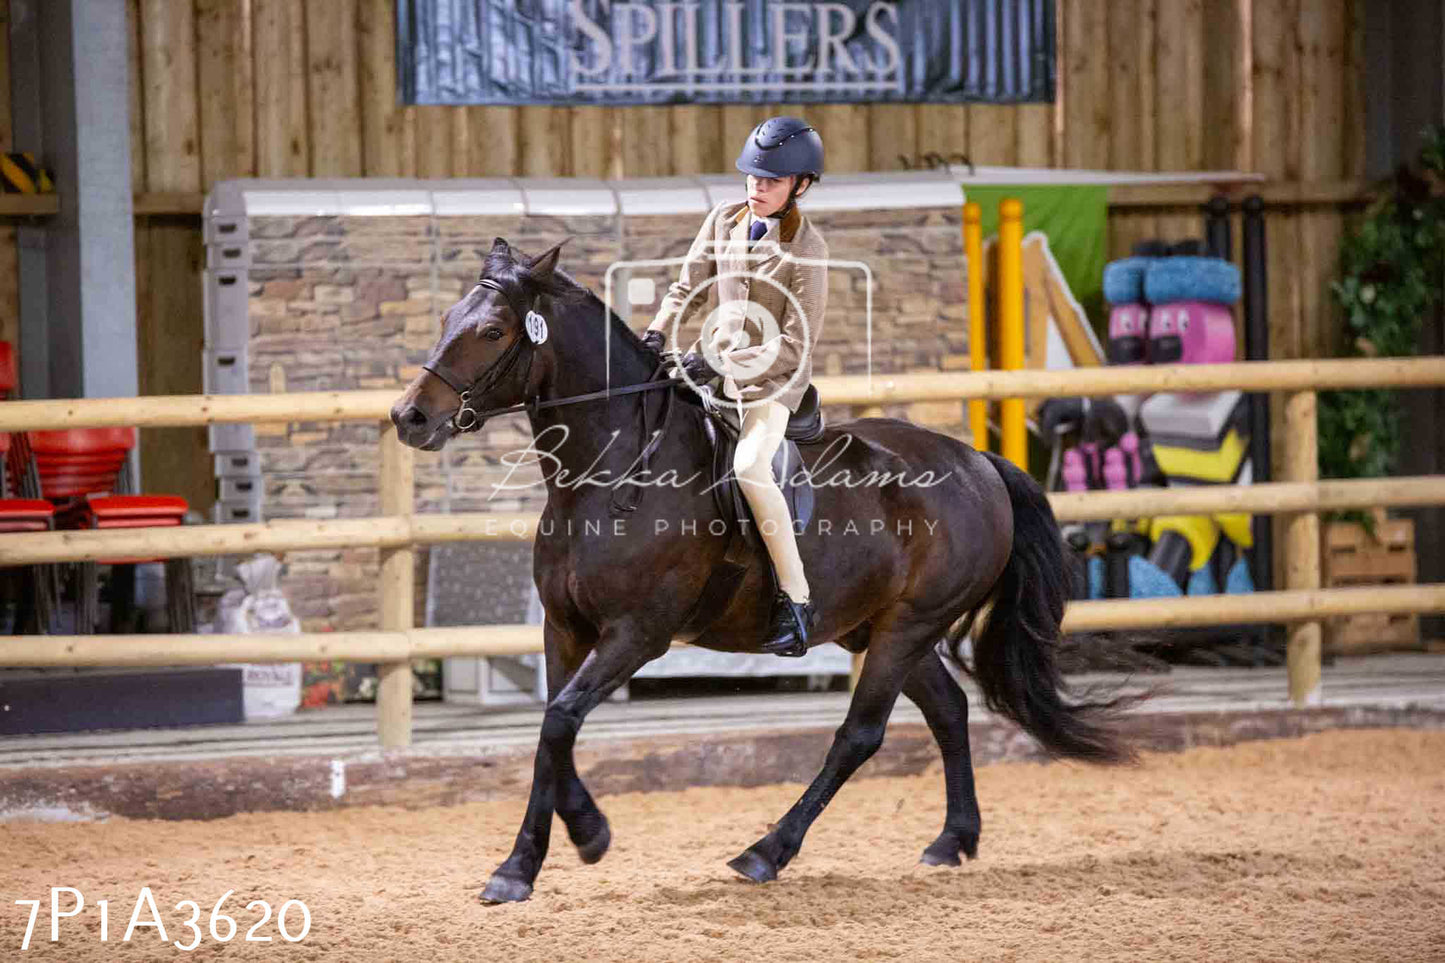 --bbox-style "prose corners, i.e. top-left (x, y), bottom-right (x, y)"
top-left (239, 198), bottom-right (969, 634)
